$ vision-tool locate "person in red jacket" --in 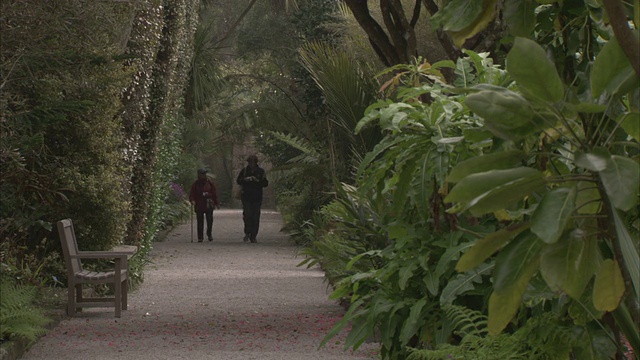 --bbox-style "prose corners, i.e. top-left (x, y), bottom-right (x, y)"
top-left (189, 168), bottom-right (220, 242)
